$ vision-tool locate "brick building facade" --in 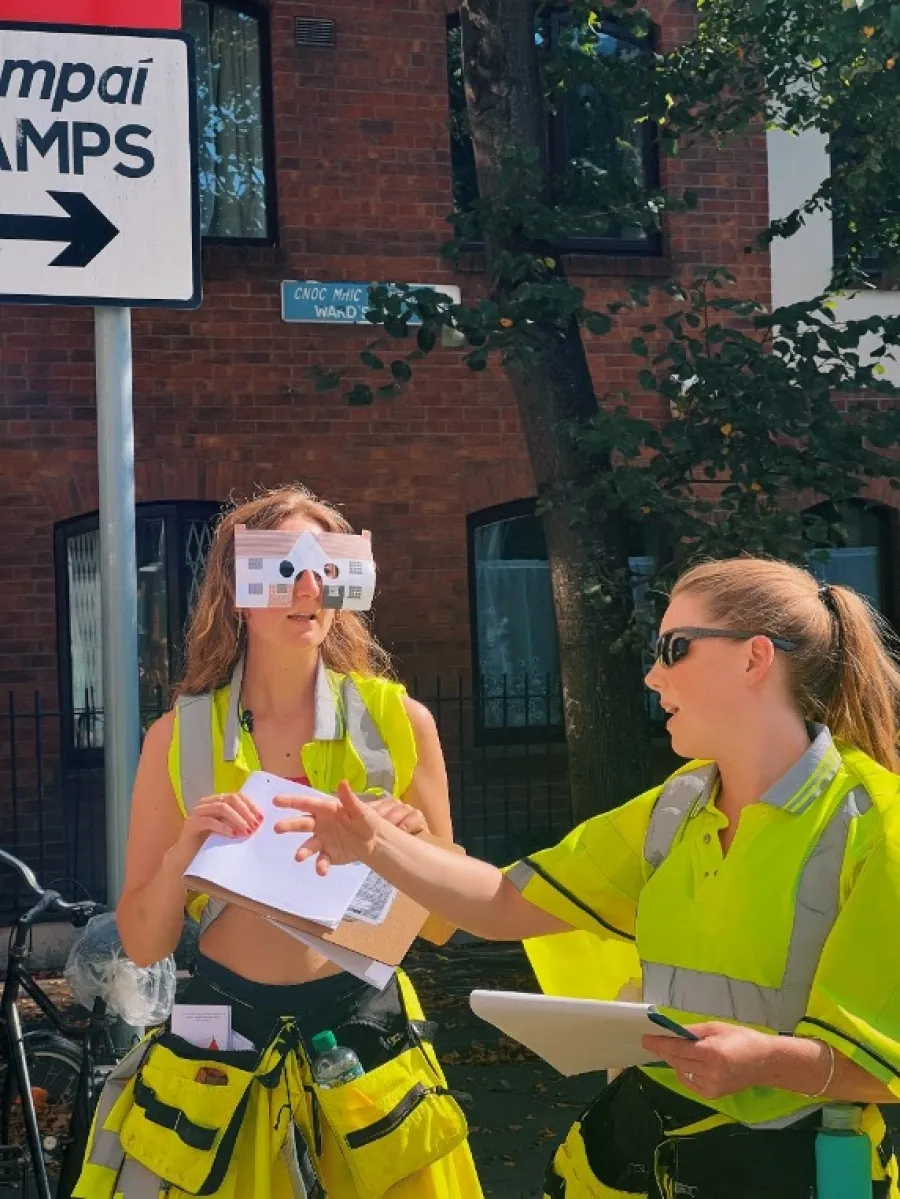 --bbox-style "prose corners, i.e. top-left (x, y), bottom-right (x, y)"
top-left (0, 0), bottom-right (894, 902)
